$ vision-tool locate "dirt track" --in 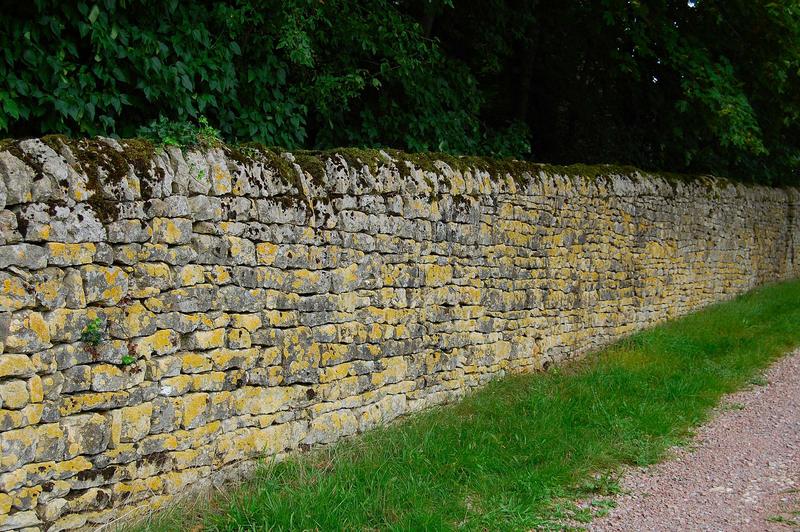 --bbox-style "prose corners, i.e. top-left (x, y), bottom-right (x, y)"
top-left (590, 350), bottom-right (800, 531)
